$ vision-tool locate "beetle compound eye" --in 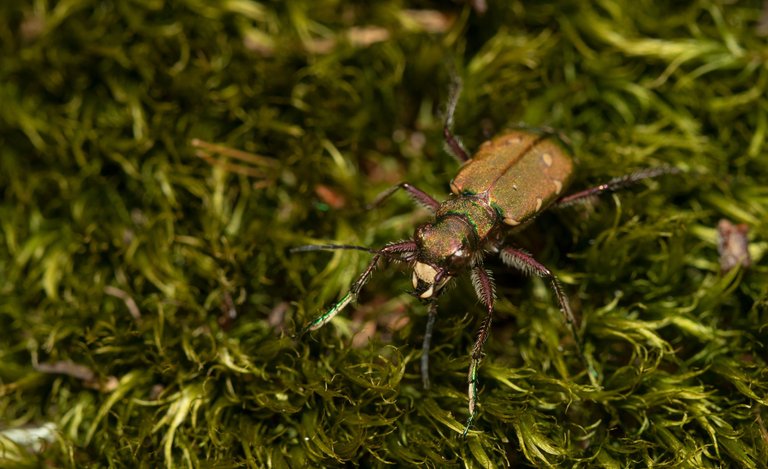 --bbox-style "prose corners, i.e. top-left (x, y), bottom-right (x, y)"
top-left (444, 244), bottom-right (472, 272)
top-left (451, 249), bottom-right (468, 265)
